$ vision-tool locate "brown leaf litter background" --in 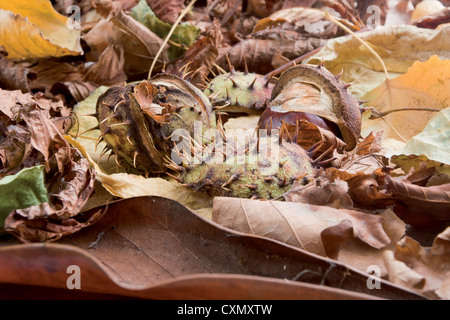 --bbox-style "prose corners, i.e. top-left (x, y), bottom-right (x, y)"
top-left (0, 0), bottom-right (450, 300)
